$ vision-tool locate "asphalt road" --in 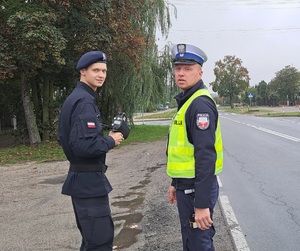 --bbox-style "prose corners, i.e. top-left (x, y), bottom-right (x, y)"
top-left (219, 111), bottom-right (300, 251)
